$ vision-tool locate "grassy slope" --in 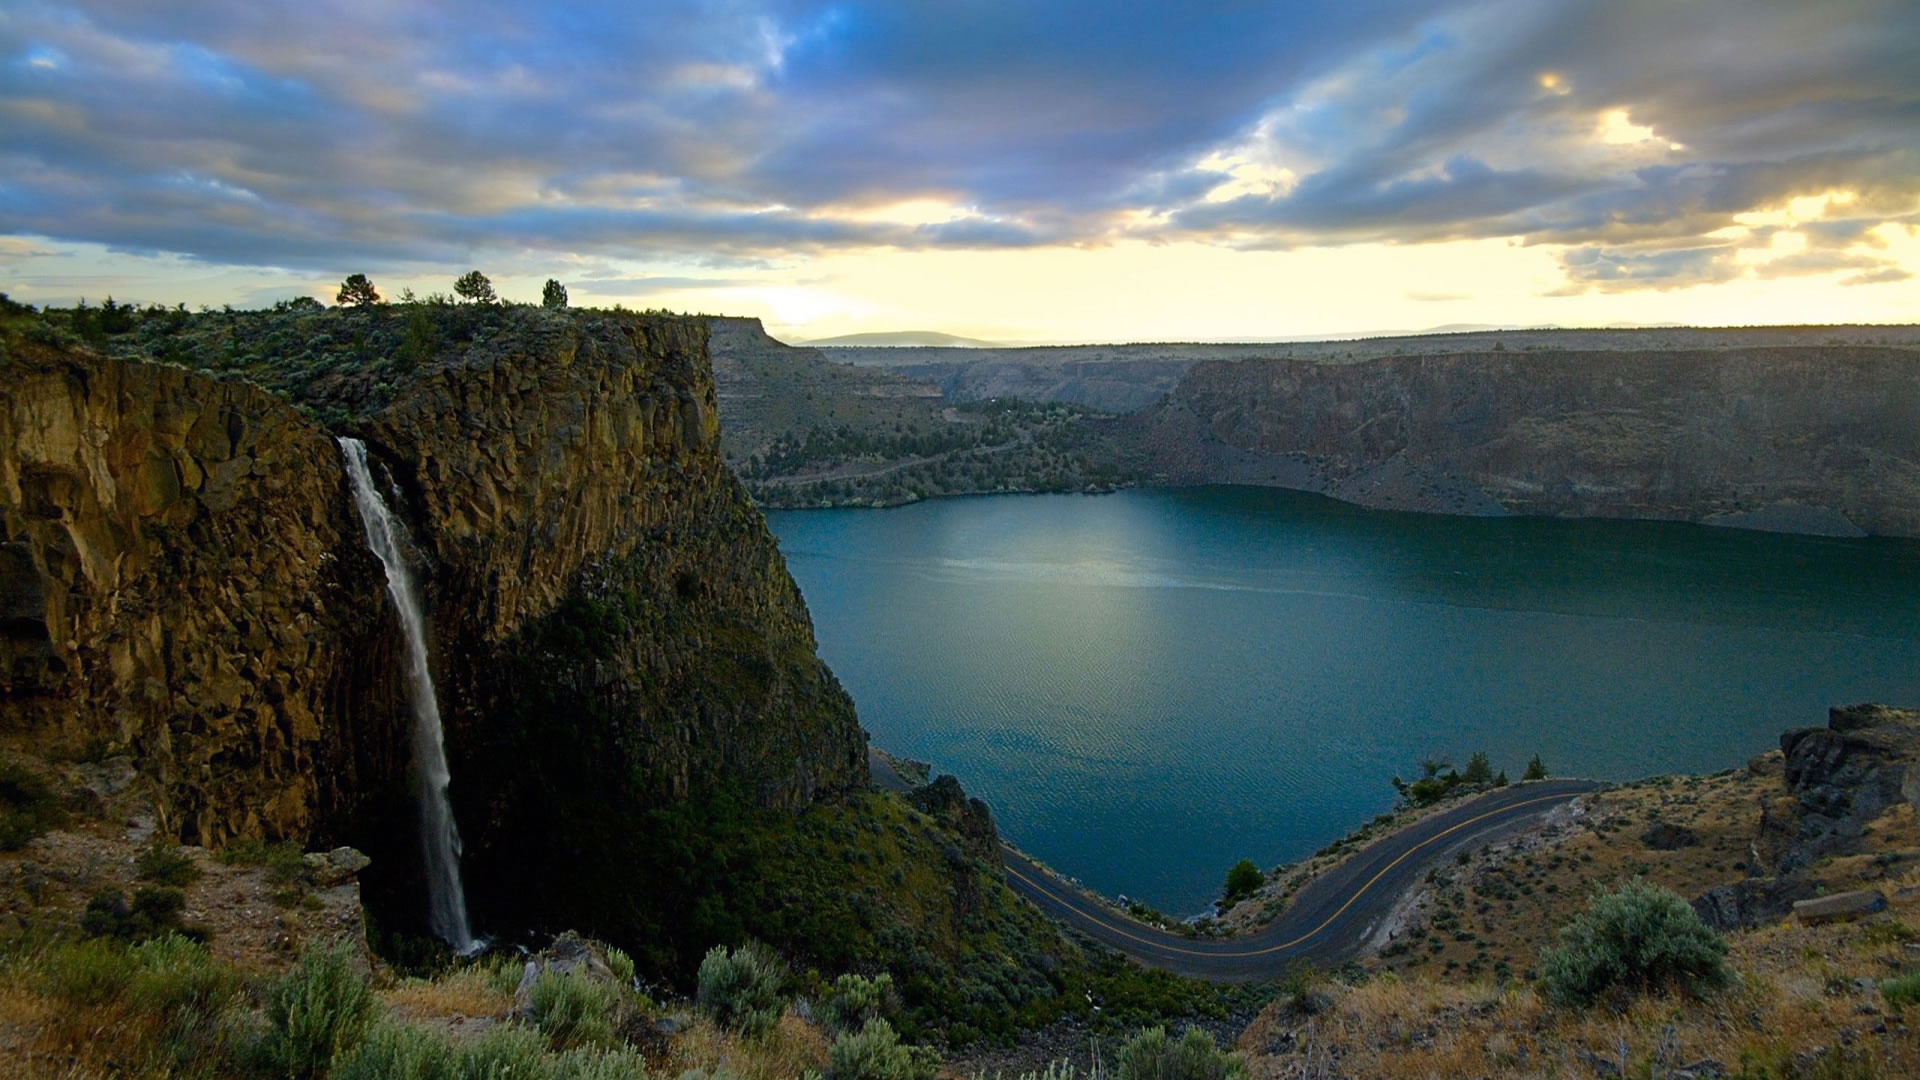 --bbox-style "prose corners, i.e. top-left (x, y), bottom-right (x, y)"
top-left (1240, 751), bottom-right (1920, 1079)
